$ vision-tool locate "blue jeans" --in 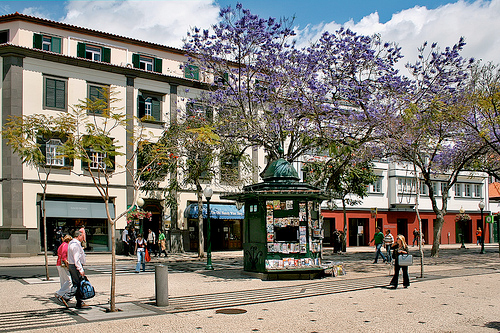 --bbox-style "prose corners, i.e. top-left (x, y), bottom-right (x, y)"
top-left (374, 243), bottom-right (387, 262)
top-left (136, 250), bottom-right (145, 272)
